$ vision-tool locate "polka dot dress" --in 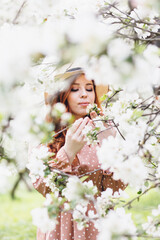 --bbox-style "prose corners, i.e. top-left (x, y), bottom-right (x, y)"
top-left (35, 144), bottom-right (126, 240)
